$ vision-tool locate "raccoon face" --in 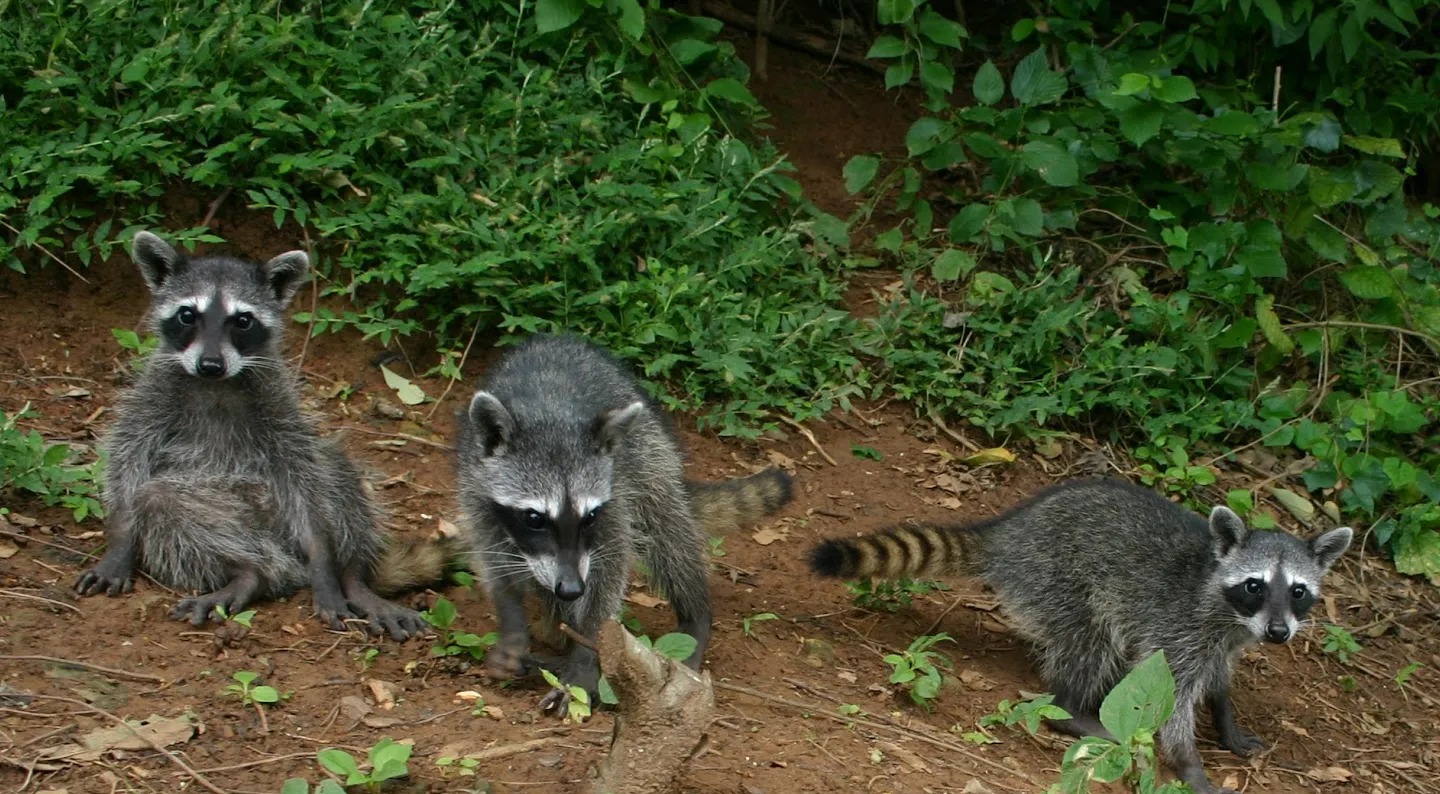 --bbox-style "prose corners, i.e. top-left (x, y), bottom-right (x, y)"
top-left (132, 232), bottom-right (308, 379)
top-left (1209, 506), bottom-right (1353, 644)
top-left (468, 392), bottom-right (645, 601)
